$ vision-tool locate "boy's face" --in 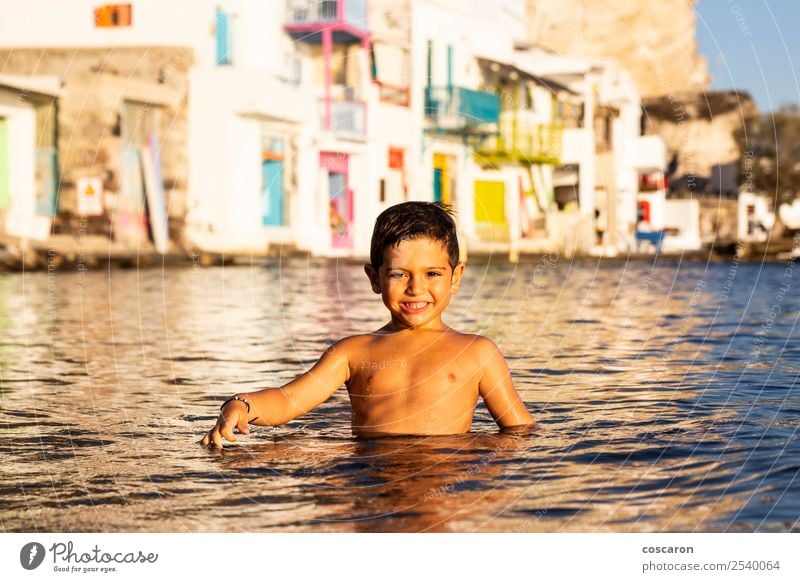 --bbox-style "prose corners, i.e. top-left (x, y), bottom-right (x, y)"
top-left (364, 237), bottom-right (465, 331)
